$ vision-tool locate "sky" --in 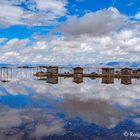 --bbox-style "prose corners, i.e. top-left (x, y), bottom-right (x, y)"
top-left (0, 0), bottom-right (140, 65)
